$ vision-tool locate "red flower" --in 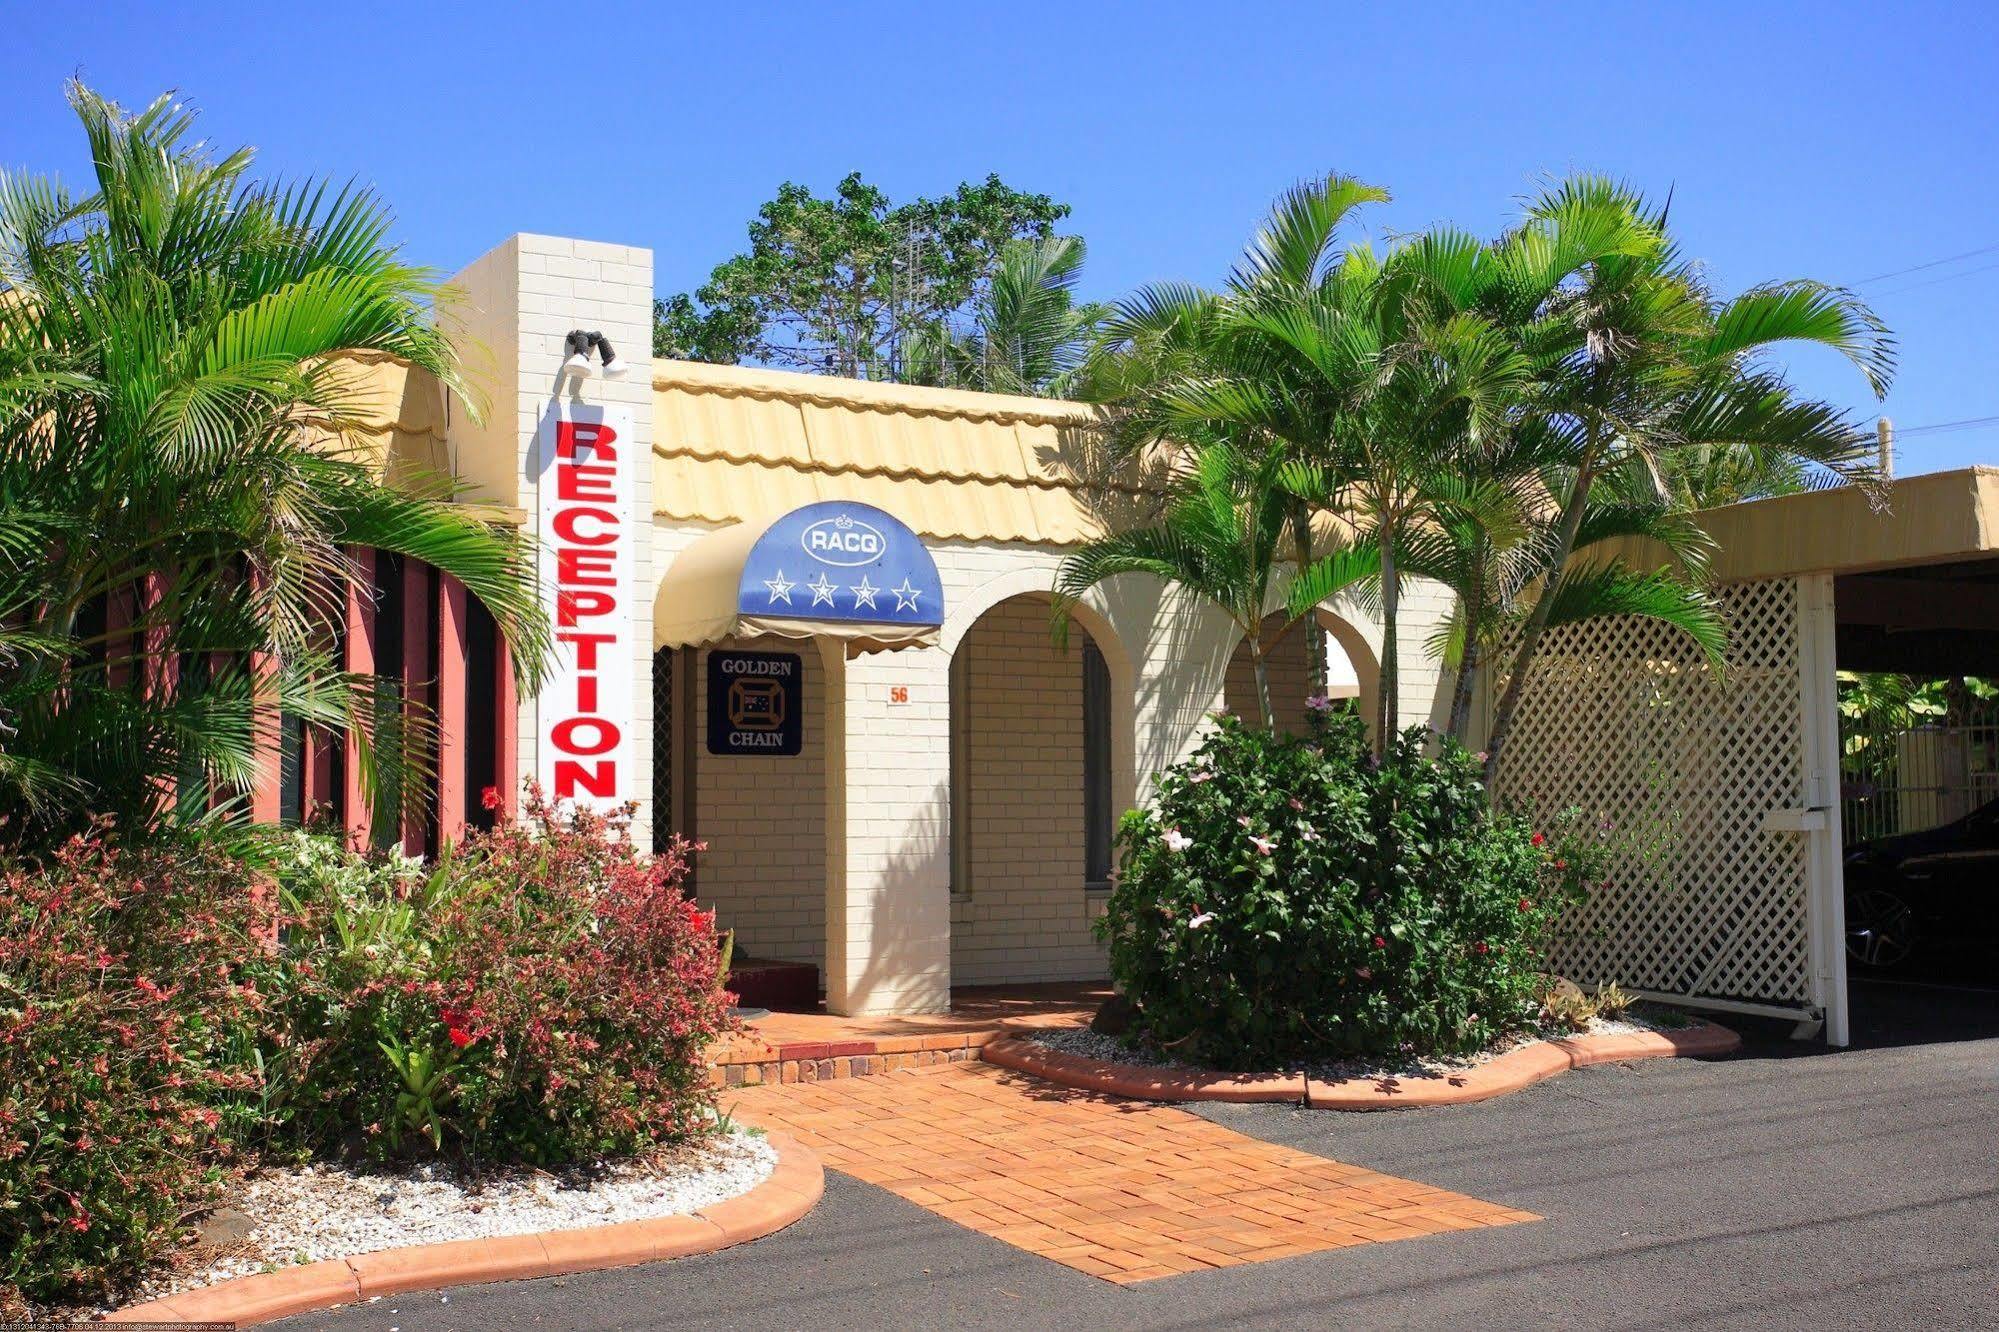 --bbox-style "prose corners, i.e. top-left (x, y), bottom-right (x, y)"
top-left (68, 1212), bottom-right (90, 1233)
top-left (481, 786), bottom-right (504, 811)
top-left (1518, 896), bottom-right (1534, 912)
top-left (1472, 940), bottom-right (1489, 955)
top-left (448, 1026), bottom-right (474, 1048)
top-left (1371, 935), bottom-right (1387, 949)
top-left (1530, 832), bottom-right (1545, 847)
